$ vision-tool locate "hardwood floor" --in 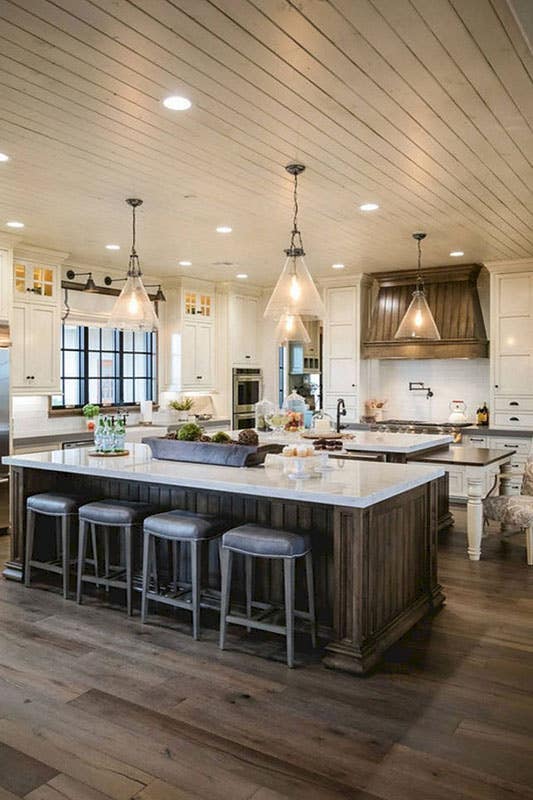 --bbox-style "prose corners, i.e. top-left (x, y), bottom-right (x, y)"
top-left (0, 509), bottom-right (531, 800)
